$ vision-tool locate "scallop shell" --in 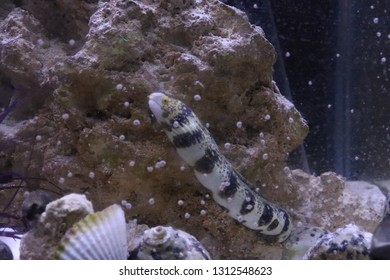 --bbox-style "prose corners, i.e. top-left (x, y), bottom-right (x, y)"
top-left (55, 204), bottom-right (127, 260)
top-left (128, 226), bottom-right (211, 260)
